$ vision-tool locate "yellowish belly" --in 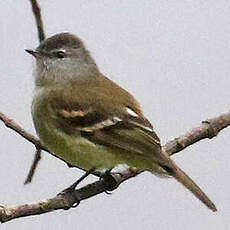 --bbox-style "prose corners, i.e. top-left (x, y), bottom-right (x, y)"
top-left (32, 94), bottom-right (161, 173)
top-left (34, 116), bottom-right (159, 173)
